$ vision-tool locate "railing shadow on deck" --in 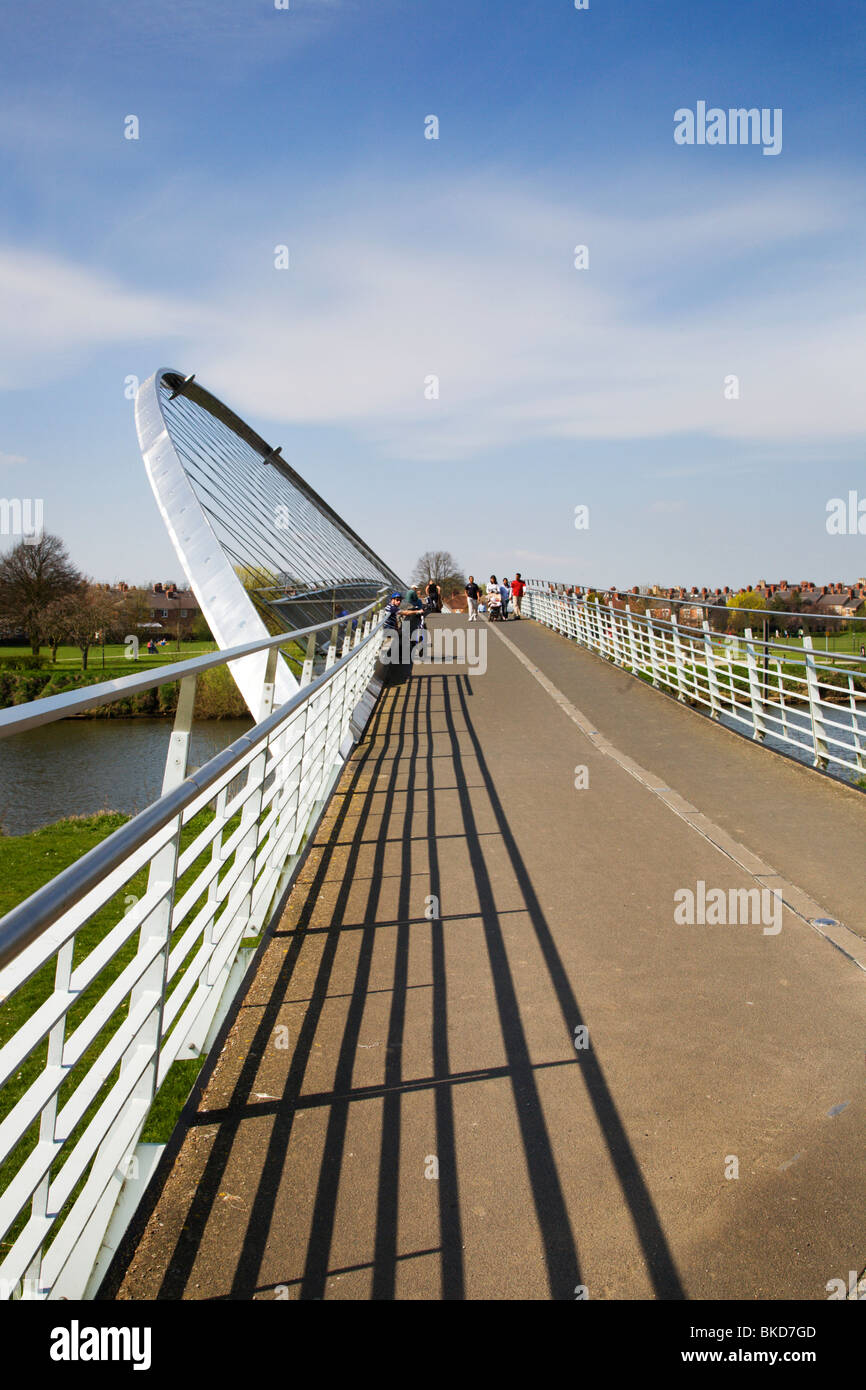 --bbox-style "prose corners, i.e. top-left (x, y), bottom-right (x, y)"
top-left (99, 670), bottom-right (684, 1301)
